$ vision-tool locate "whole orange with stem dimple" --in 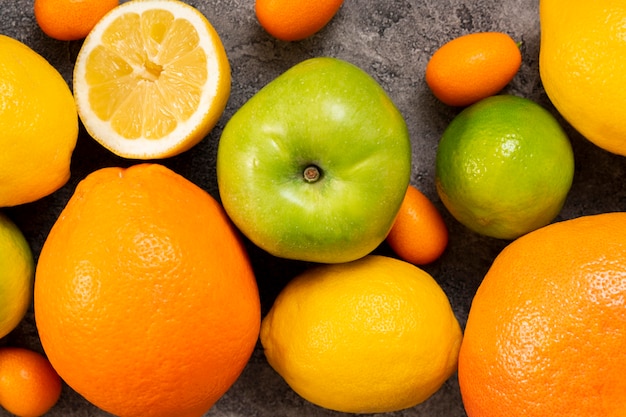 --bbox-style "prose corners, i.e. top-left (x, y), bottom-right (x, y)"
top-left (426, 32), bottom-right (522, 107)
top-left (255, 0), bottom-right (344, 41)
top-left (34, 0), bottom-right (119, 41)
top-left (0, 347), bottom-right (62, 417)
top-left (386, 185), bottom-right (448, 265)
top-left (34, 163), bottom-right (261, 417)
top-left (458, 212), bottom-right (626, 417)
